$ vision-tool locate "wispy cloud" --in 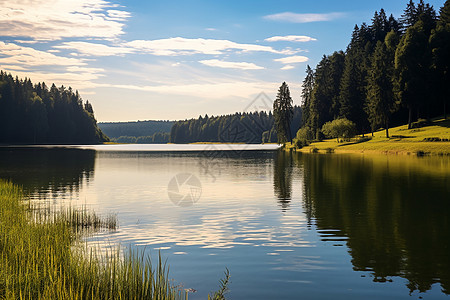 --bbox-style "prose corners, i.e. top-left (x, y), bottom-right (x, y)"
top-left (0, 41), bottom-right (103, 89)
top-left (124, 37), bottom-right (297, 56)
top-left (199, 59), bottom-right (264, 70)
top-left (0, 0), bottom-right (130, 40)
top-left (54, 42), bottom-right (134, 56)
top-left (265, 35), bottom-right (317, 42)
top-left (281, 65), bottom-right (295, 70)
top-left (264, 12), bottom-right (345, 23)
top-left (99, 81), bottom-right (276, 99)
top-left (0, 42), bottom-right (85, 67)
top-left (50, 38), bottom-right (300, 58)
top-left (274, 55), bottom-right (309, 64)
